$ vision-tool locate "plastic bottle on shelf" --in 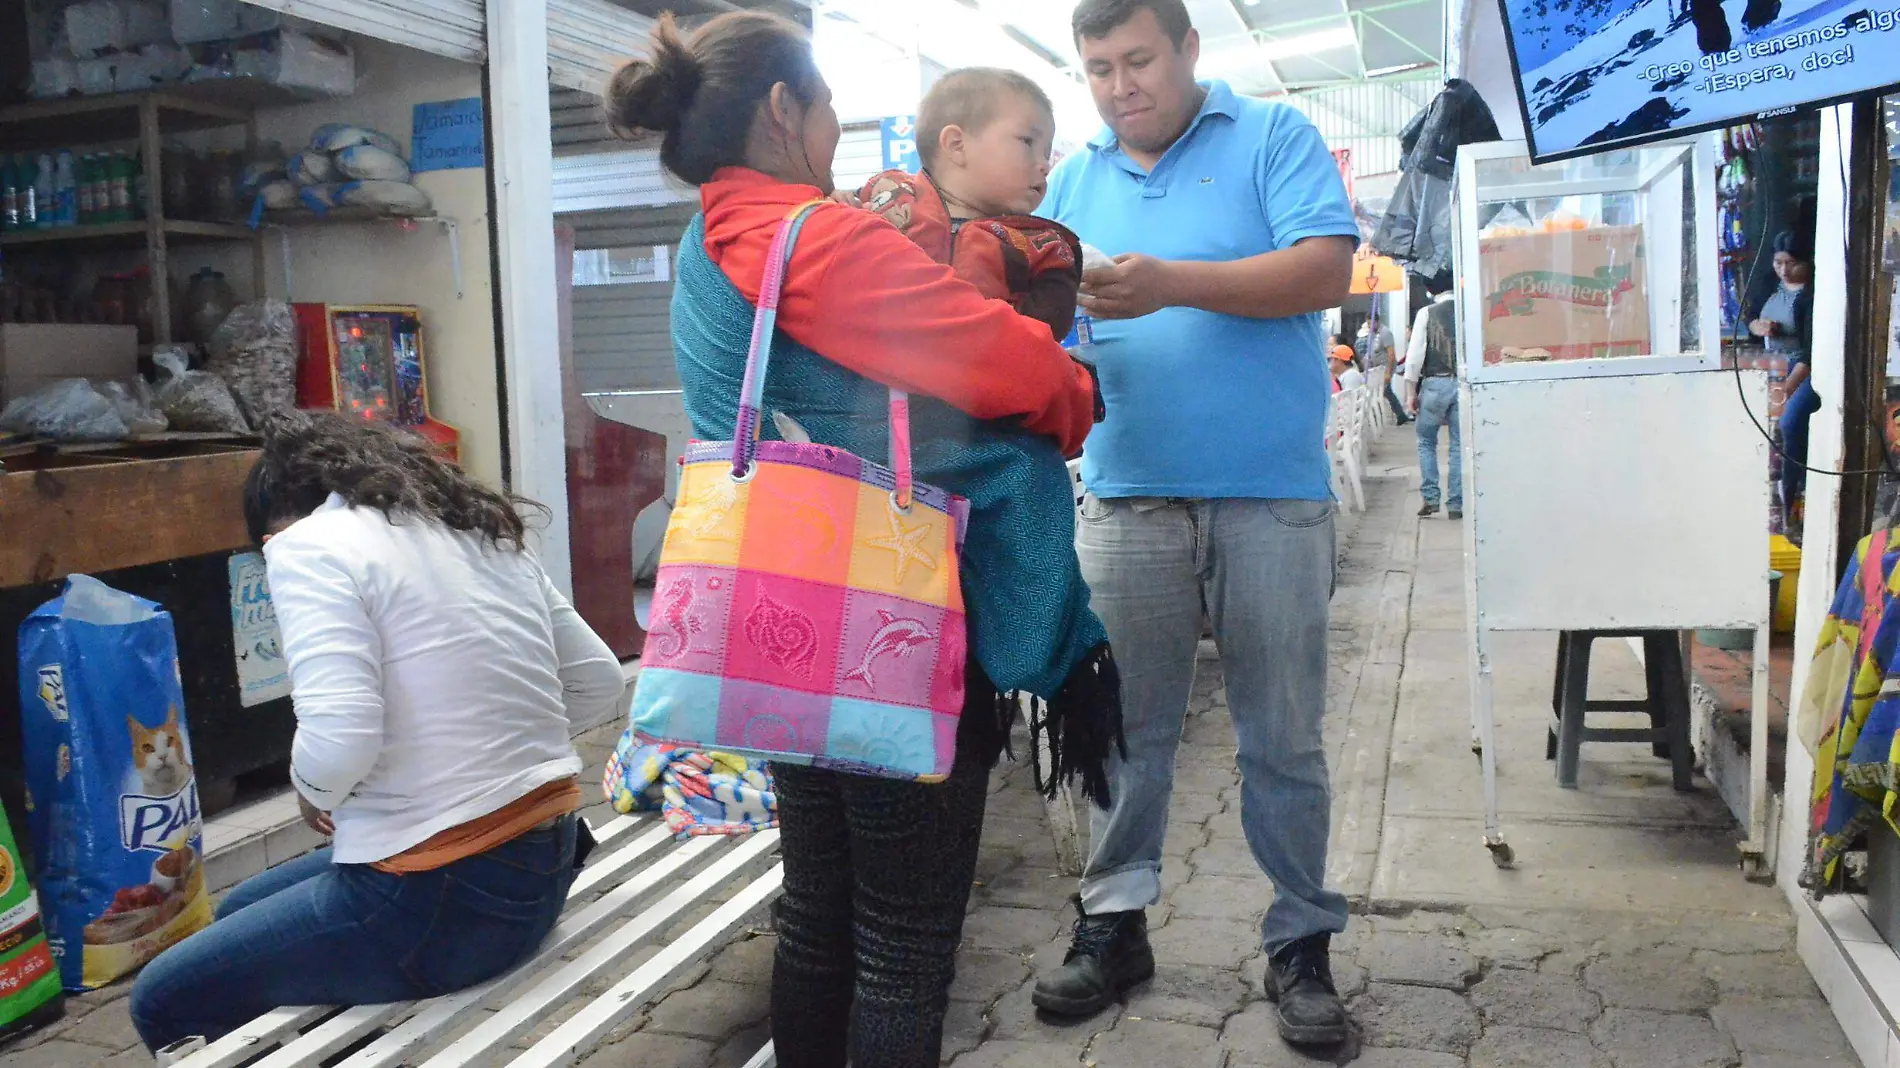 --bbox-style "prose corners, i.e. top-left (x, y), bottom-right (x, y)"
top-left (76, 155), bottom-right (96, 224)
top-left (107, 153), bottom-right (132, 223)
top-left (183, 268), bottom-right (238, 347)
top-left (86, 155), bottom-right (110, 224)
top-left (132, 150), bottom-right (148, 221)
top-left (17, 157), bottom-right (38, 229)
top-left (53, 151), bottom-right (76, 227)
top-left (32, 155), bottom-right (55, 230)
top-left (1, 157), bottom-right (19, 230)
